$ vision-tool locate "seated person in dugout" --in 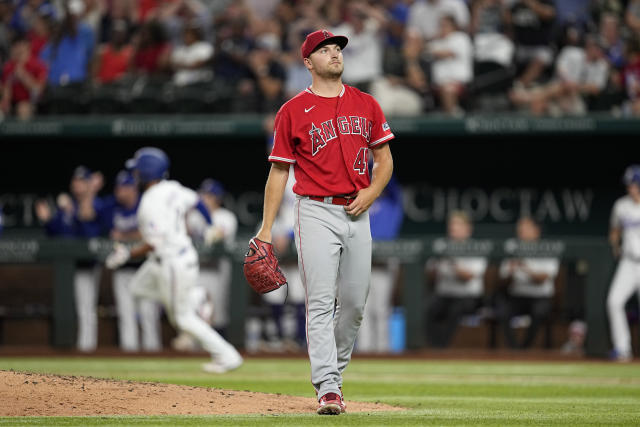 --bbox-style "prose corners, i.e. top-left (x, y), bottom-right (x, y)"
top-left (425, 211), bottom-right (488, 348)
top-left (496, 217), bottom-right (560, 349)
